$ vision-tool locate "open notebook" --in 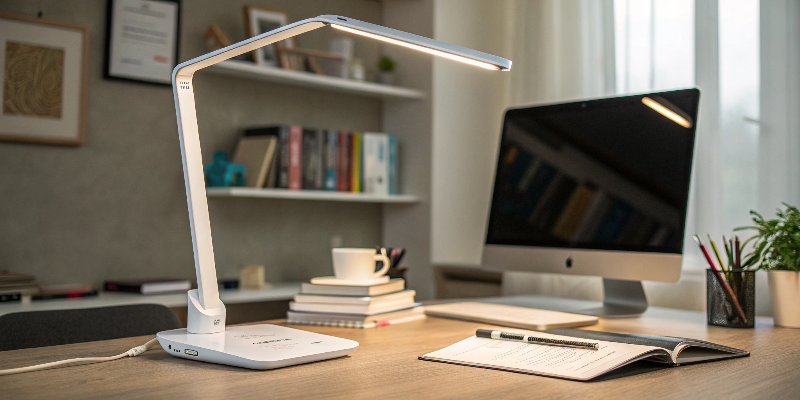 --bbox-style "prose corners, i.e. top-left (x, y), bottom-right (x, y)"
top-left (420, 328), bottom-right (749, 381)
